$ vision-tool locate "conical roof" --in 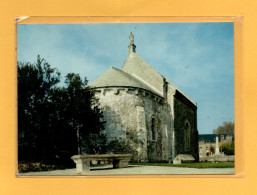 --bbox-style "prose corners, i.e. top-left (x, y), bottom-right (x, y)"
top-left (89, 66), bottom-right (162, 96)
